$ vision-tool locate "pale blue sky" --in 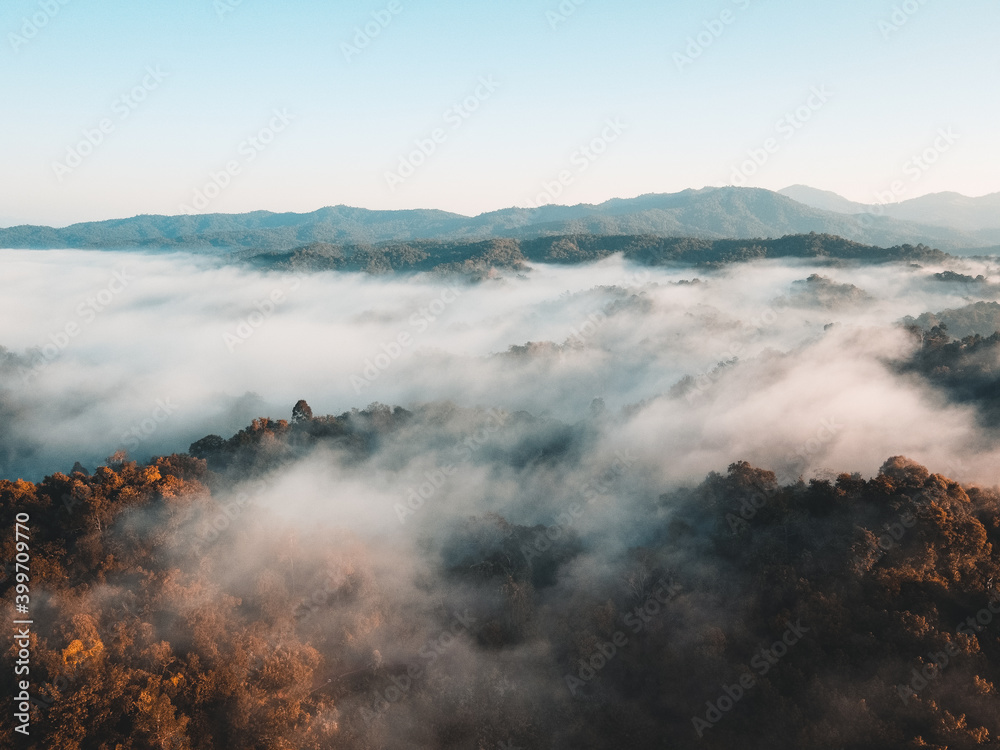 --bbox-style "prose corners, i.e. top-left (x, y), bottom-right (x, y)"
top-left (2, 0), bottom-right (997, 226)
